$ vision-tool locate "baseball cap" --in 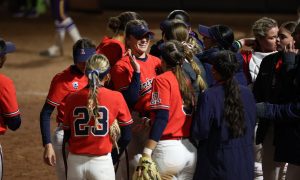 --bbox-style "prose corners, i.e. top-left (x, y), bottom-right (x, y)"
top-left (126, 22), bottom-right (154, 39)
top-left (0, 39), bottom-right (16, 57)
top-left (73, 47), bottom-right (96, 63)
top-left (198, 24), bottom-right (213, 38)
top-left (198, 24), bottom-right (234, 49)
